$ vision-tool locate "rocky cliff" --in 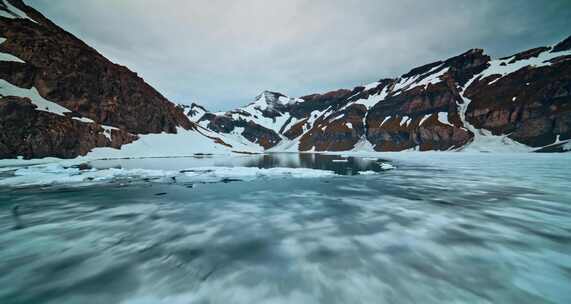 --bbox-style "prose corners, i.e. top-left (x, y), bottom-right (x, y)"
top-left (0, 0), bottom-right (192, 159)
top-left (194, 36), bottom-right (571, 153)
